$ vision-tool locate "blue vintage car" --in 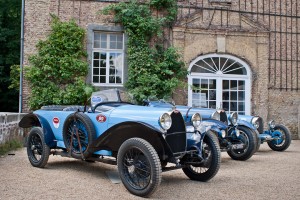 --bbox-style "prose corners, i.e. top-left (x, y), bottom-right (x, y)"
top-left (19, 89), bottom-right (221, 197)
top-left (239, 115), bottom-right (291, 151)
top-left (143, 99), bottom-right (257, 161)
